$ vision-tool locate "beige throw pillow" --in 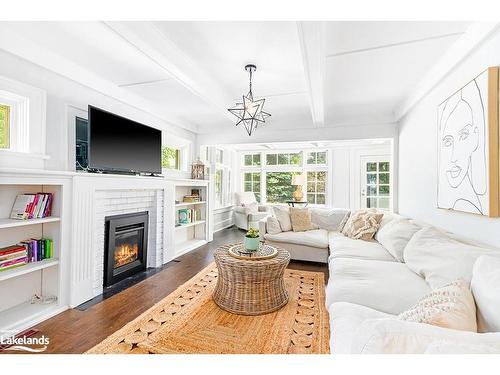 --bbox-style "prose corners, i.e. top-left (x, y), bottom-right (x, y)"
top-left (398, 279), bottom-right (477, 332)
top-left (273, 206), bottom-right (292, 232)
top-left (342, 209), bottom-right (383, 240)
top-left (289, 208), bottom-right (318, 232)
top-left (266, 216), bottom-right (282, 235)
